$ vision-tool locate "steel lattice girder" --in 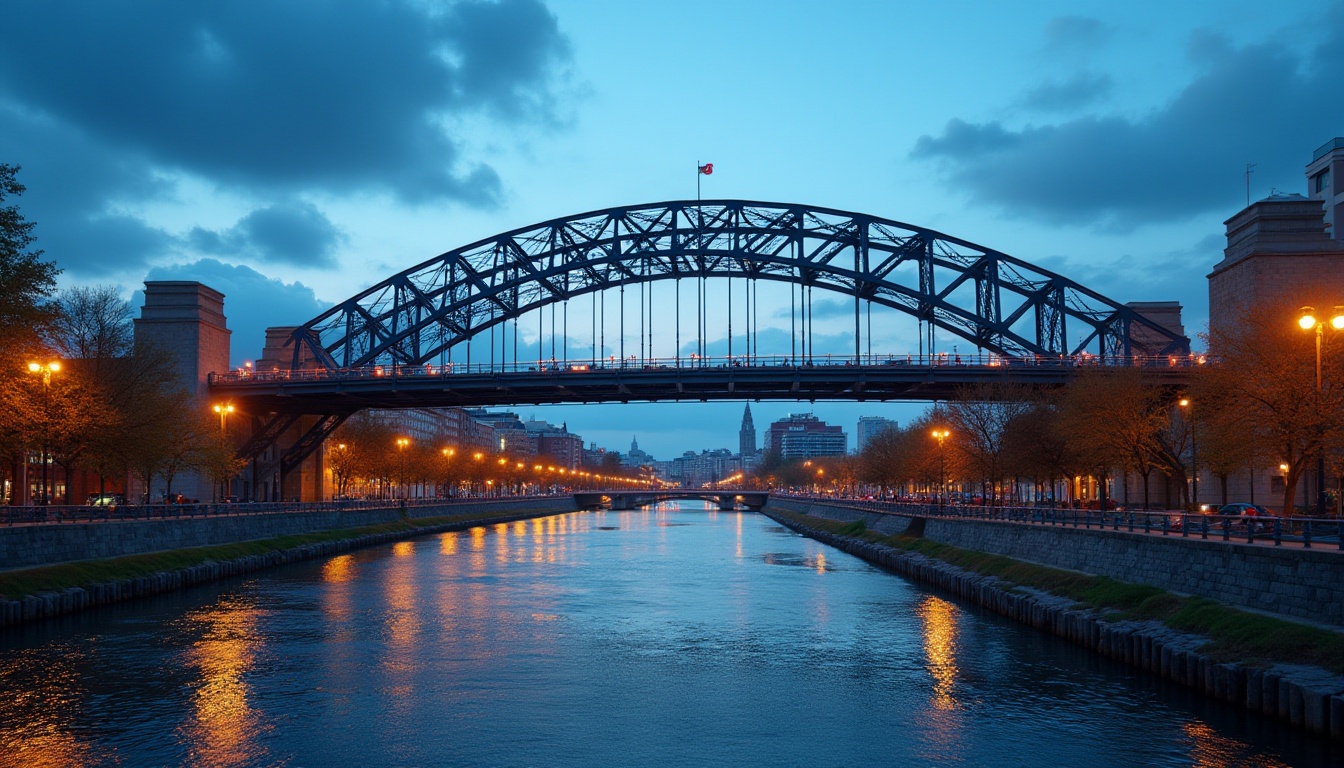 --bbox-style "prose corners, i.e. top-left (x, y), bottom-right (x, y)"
top-left (289, 200), bottom-right (1190, 368)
